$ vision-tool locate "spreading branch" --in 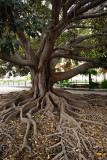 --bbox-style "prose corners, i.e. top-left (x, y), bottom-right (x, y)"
top-left (65, 0), bottom-right (76, 11)
top-left (51, 0), bottom-right (61, 25)
top-left (75, 0), bottom-right (106, 16)
top-left (53, 62), bottom-right (98, 82)
top-left (51, 52), bottom-right (97, 63)
top-left (71, 44), bottom-right (106, 51)
top-left (73, 12), bottom-right (107, 21)
top-left (17, 31), bottom-right (36, 61)
top-left (15, 51), bottom-right (24, 61)
top-left (72, 33), bottom-right (107, 44)
top-left (66, 25), bottom-right (97, 30)
top-left (52, 42), bottom-right (106, 59)
top-left (0, 51), bottom-right (32, 67)
top-left (56, 0), bottom-right (107, 37)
